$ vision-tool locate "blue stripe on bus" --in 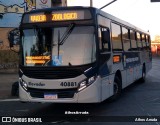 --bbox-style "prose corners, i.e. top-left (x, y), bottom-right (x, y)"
top-left (84, 66), bottom-right (98, 78)
top-left (98, 63), bottom-right (110, 77)
top-left (122, 52), bottom-right (141, 69)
